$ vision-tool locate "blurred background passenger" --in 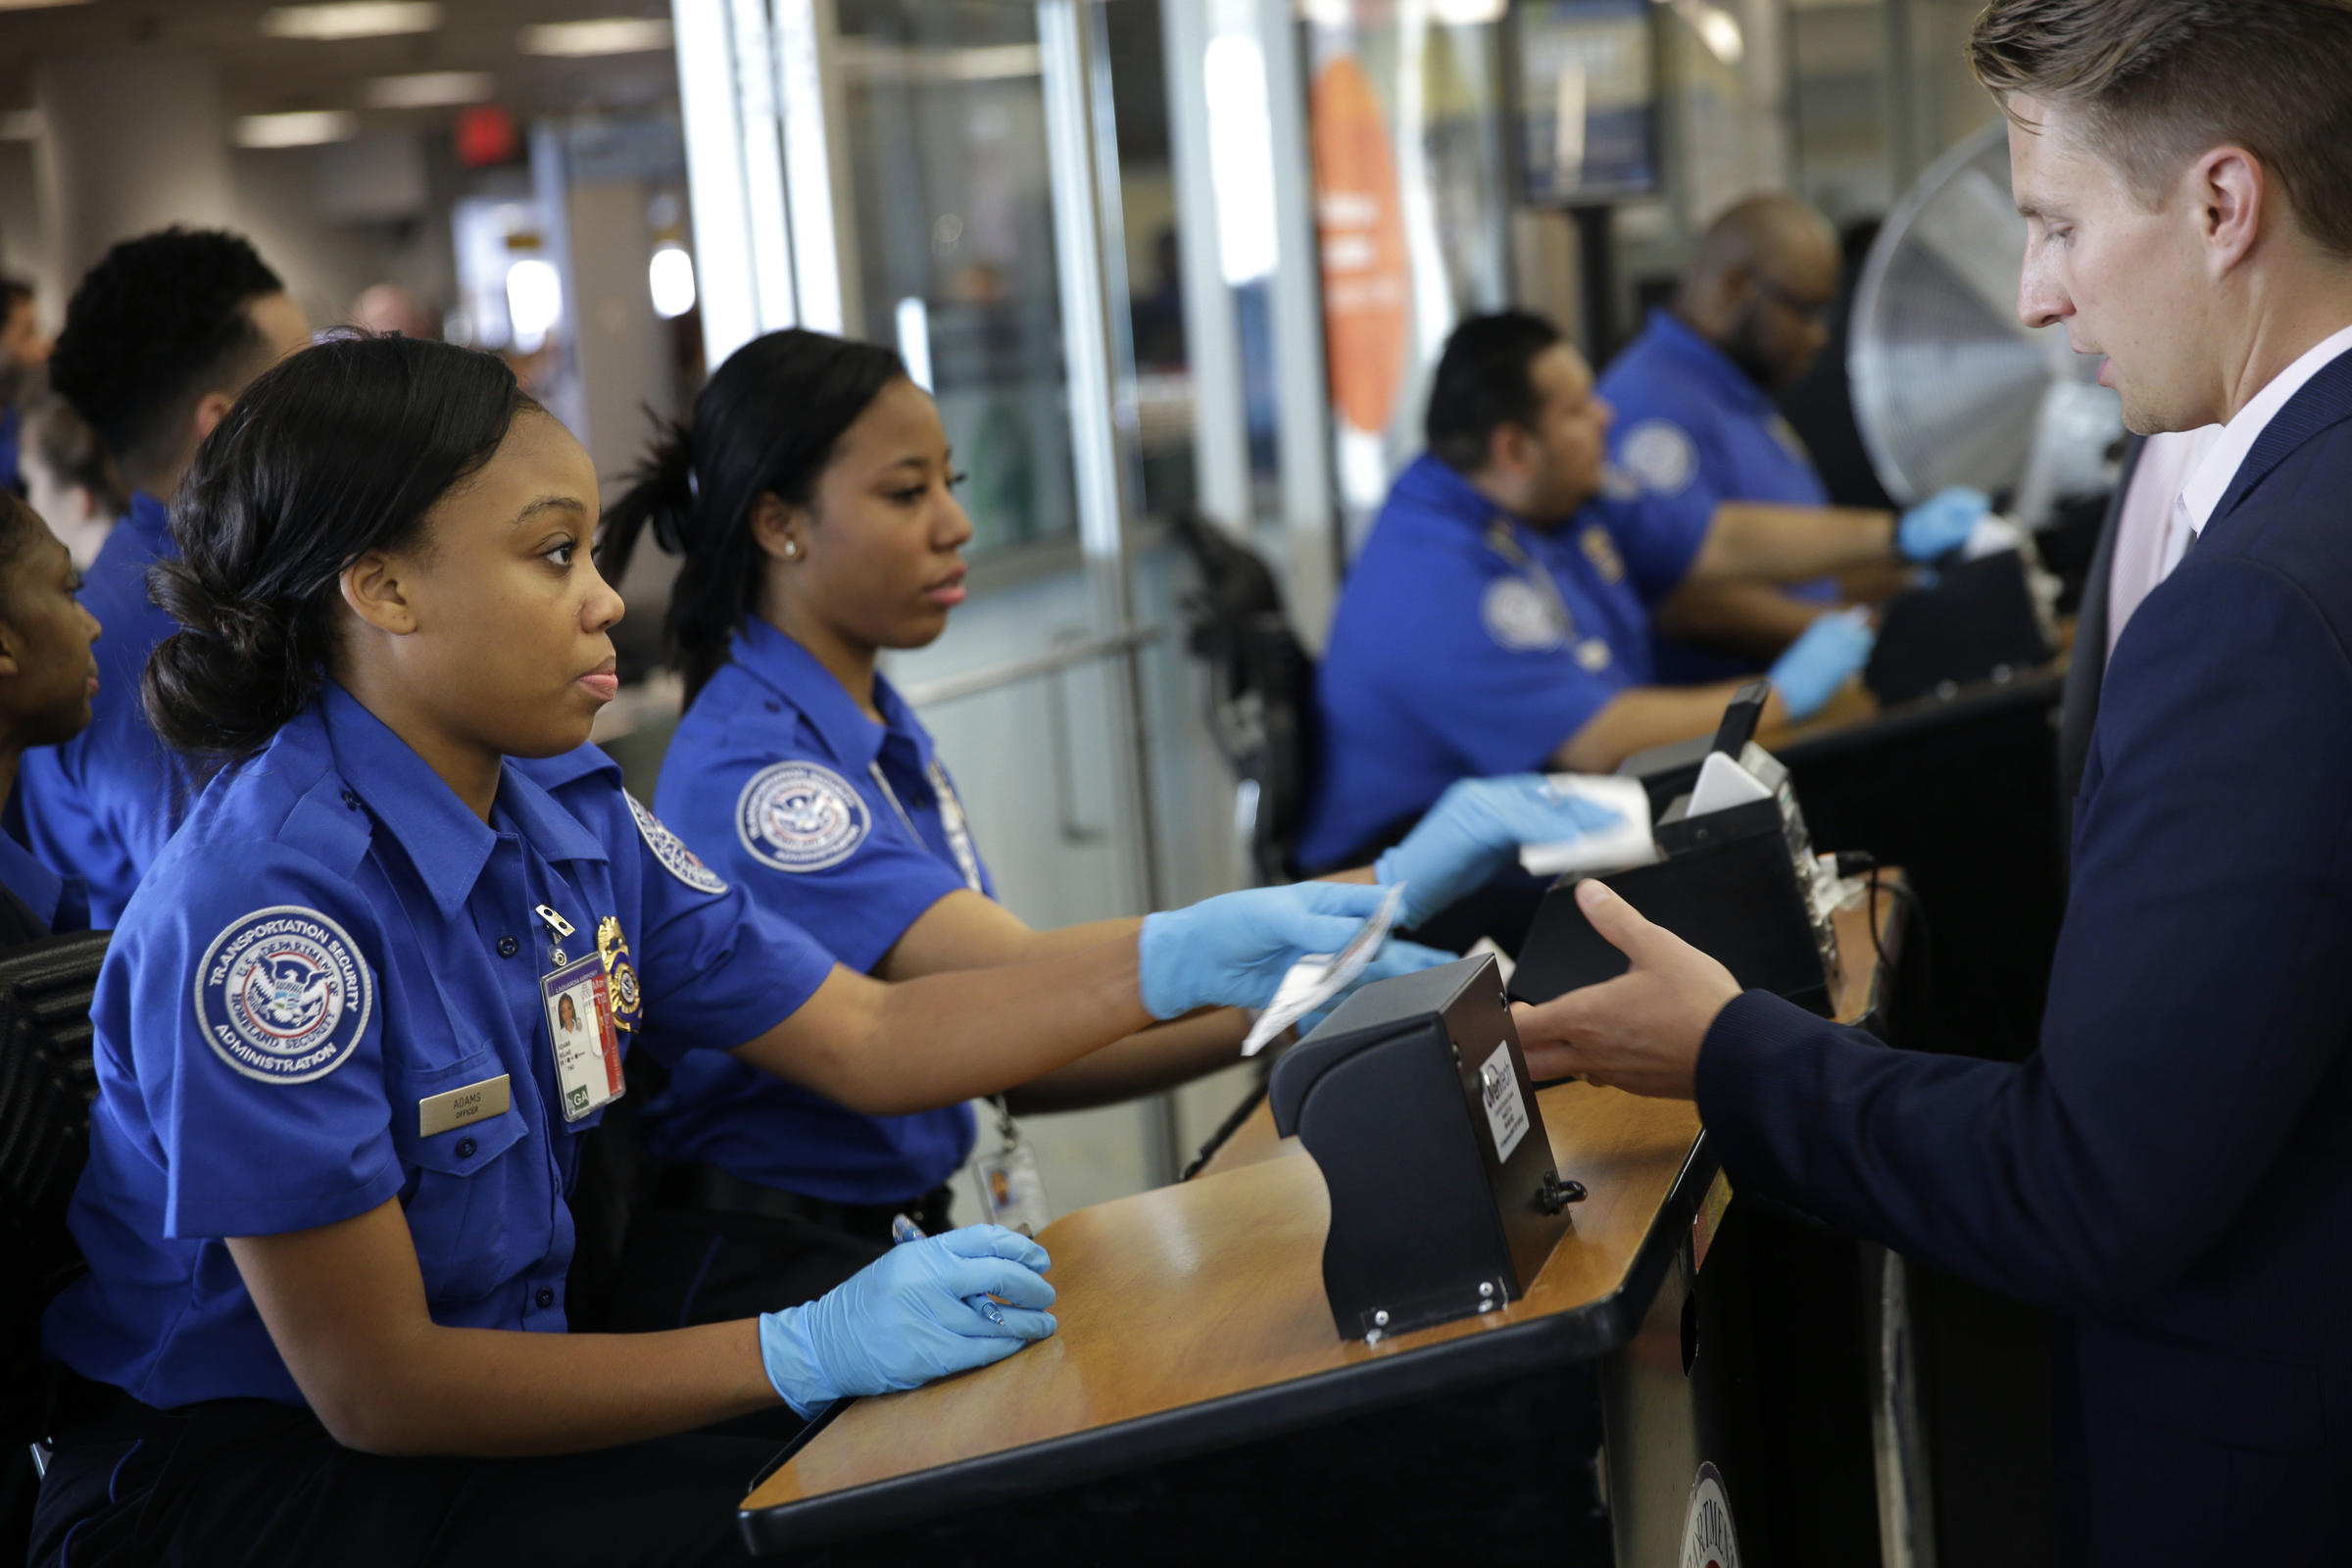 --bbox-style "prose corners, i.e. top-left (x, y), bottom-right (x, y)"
top-left (19, 384), bottom-right (128, 572)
